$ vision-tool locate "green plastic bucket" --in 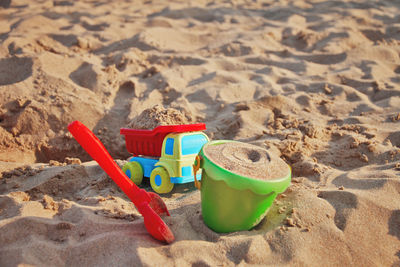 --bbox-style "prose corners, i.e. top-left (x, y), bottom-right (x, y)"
top-left (196, 140), bottom-right (291, 233)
